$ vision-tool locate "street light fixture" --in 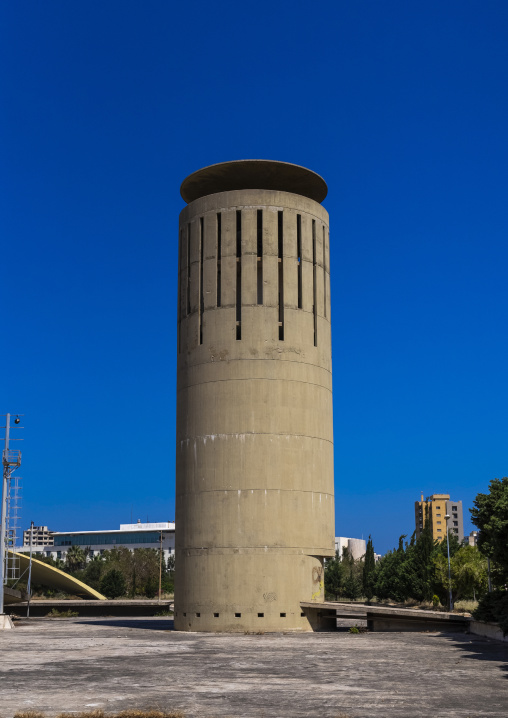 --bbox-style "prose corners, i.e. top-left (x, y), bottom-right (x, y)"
top-left (444, 514), bottom-right (453, 611)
